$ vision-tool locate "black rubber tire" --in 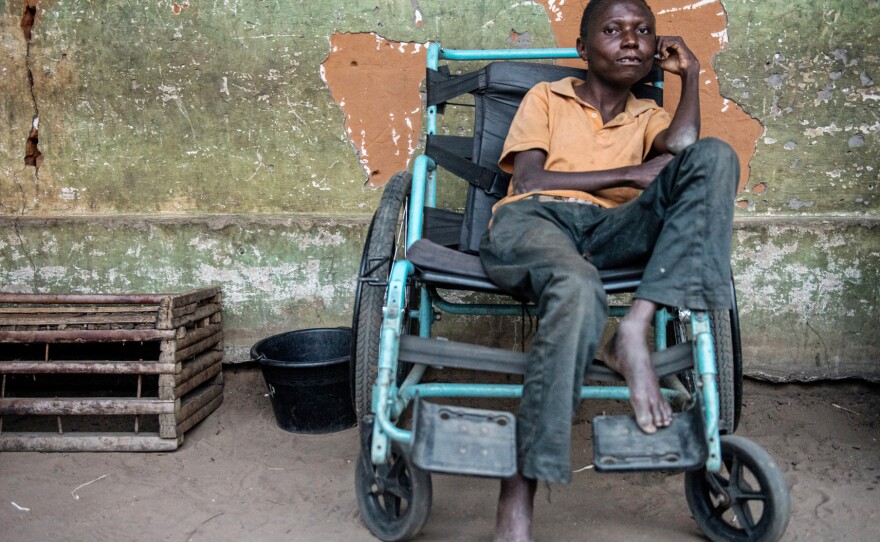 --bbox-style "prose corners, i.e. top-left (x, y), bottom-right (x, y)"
top-left (728, 278), bottom-right (744, 432)
top-left (351, 171), bottom-right (412, 421)
top-left (710, 309), bottom-right (737, 434)
top-left (669, 304), bottom-right (740, 433)
top-left (355, 441), bottom-right (433, 542)
top-left (685, 435), bottom-right (791, 542)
